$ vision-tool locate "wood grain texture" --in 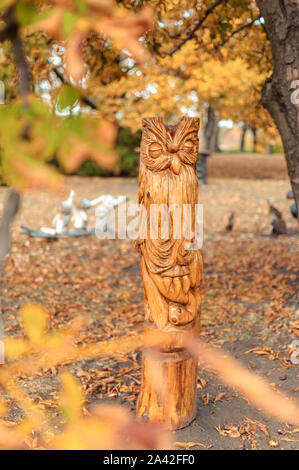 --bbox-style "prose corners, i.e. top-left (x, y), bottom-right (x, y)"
top-left (137, 347), bottom-right (198, 430)
top-left (135, 117), bottom-right (203, 429)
